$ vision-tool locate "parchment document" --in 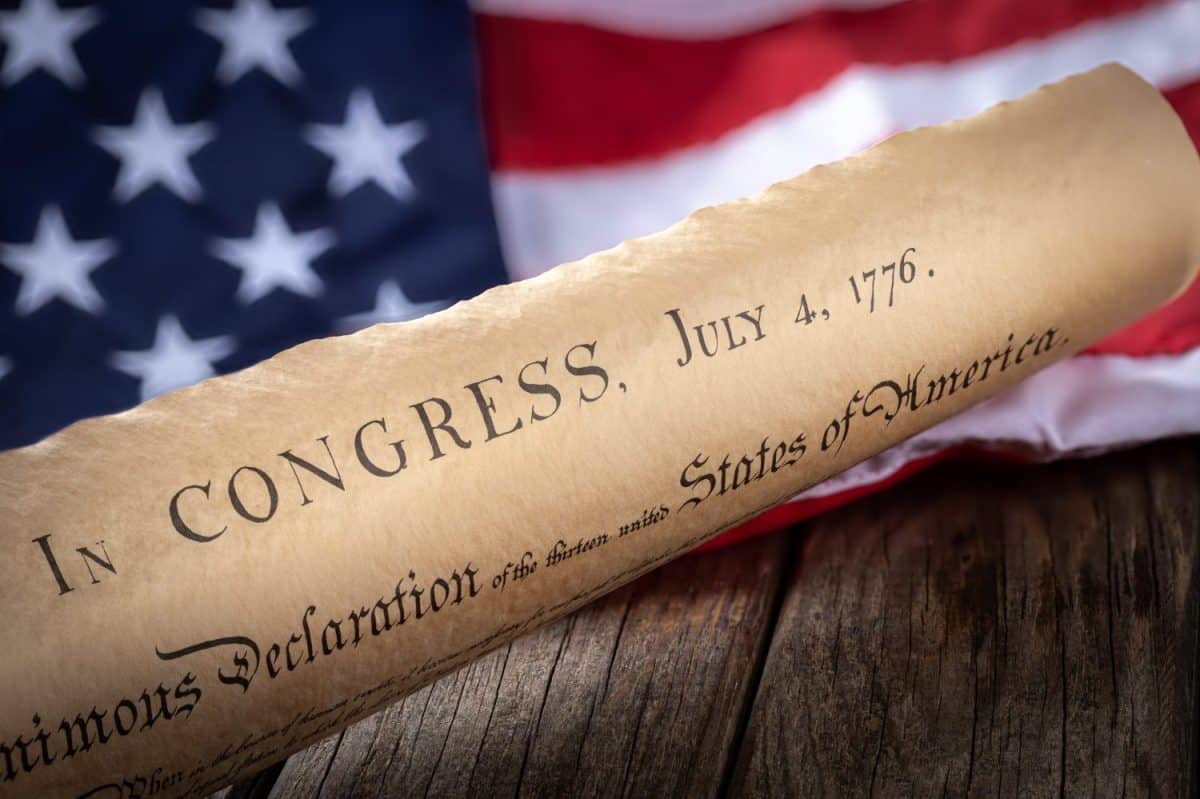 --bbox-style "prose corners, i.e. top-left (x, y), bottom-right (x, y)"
top-left (2, 64), bottom-right (1198, 798)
